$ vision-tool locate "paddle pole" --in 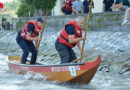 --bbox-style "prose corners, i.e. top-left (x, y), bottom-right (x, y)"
top-left (36, 13), bottom-right (48, 51)
top-left (72, 0), bottom-right (93, 63)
